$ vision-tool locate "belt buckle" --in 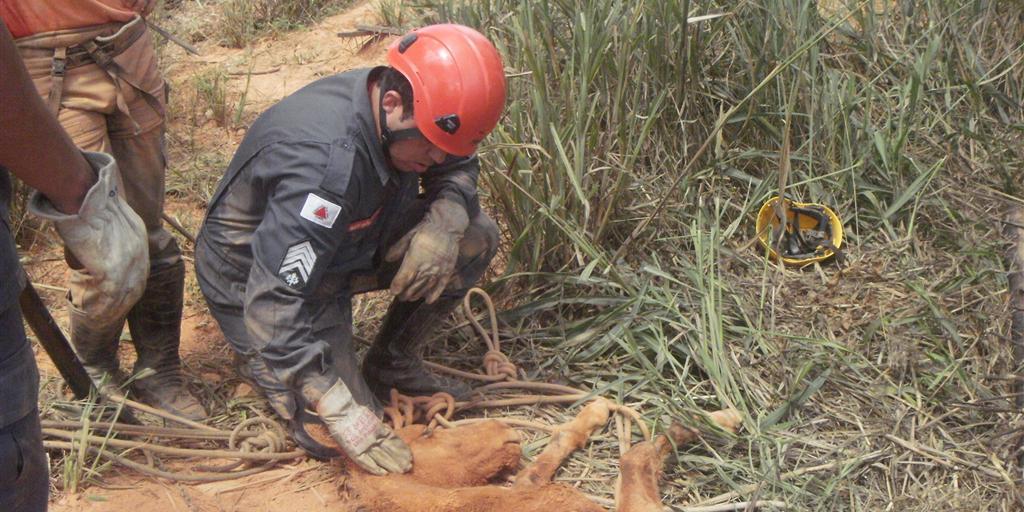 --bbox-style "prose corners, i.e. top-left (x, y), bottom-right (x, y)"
top-left (97, 39), bottom-right (116, 53)
top-left (52, 55), bottom-right (67, 76)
